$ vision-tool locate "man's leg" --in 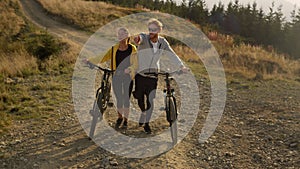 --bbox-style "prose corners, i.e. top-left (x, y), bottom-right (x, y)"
top-left (137, 96), bottom-right (146, 126)
top-left (143, 77), bottom-right (158, 134)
